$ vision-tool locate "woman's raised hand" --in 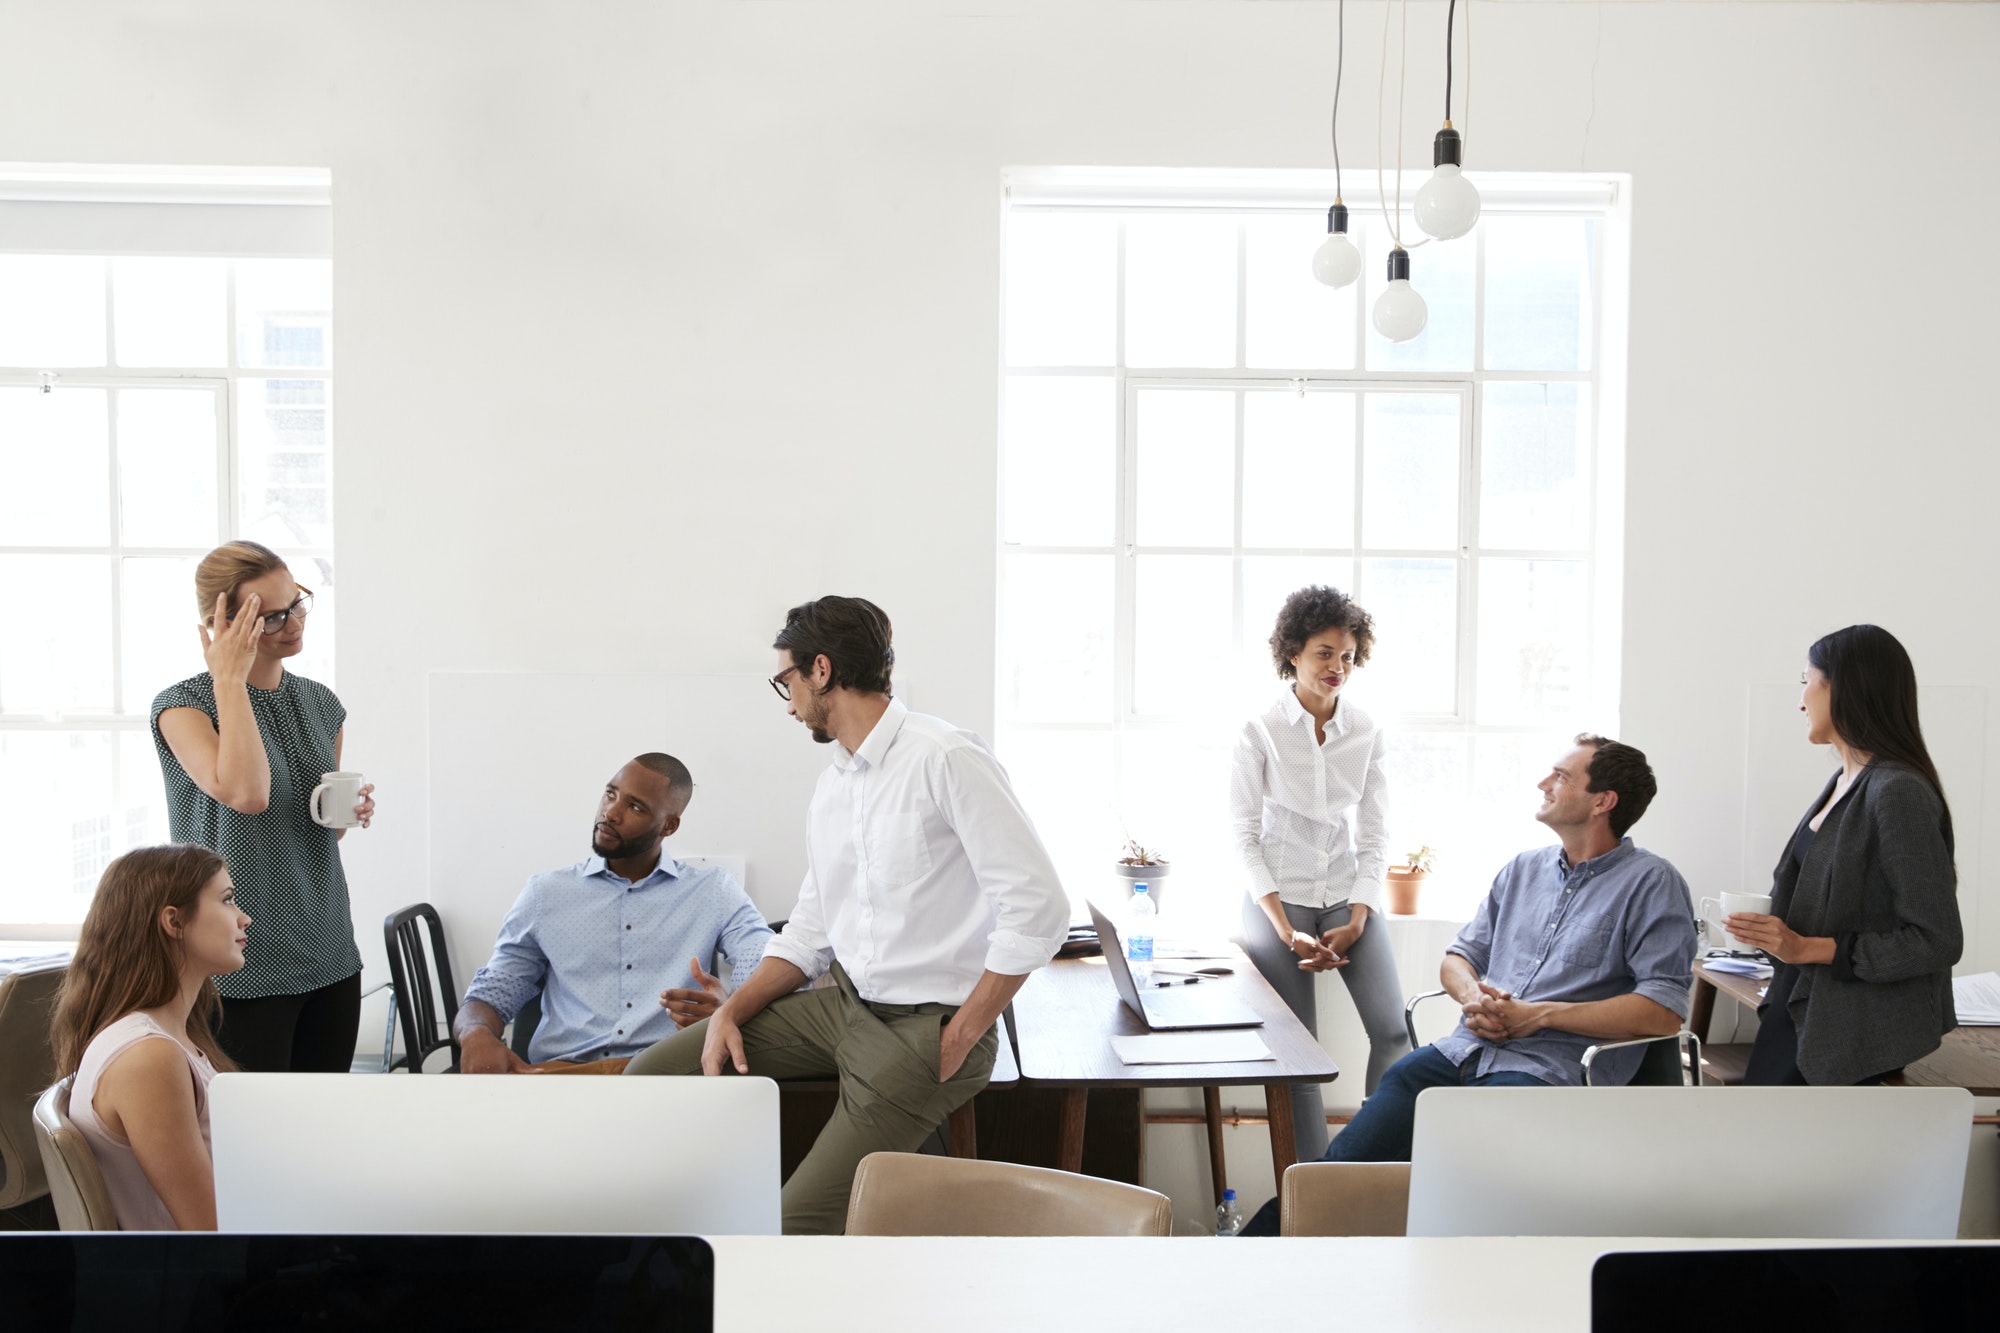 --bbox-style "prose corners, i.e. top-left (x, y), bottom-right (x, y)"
top-left (199, 590), bottom-right (262, 686)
